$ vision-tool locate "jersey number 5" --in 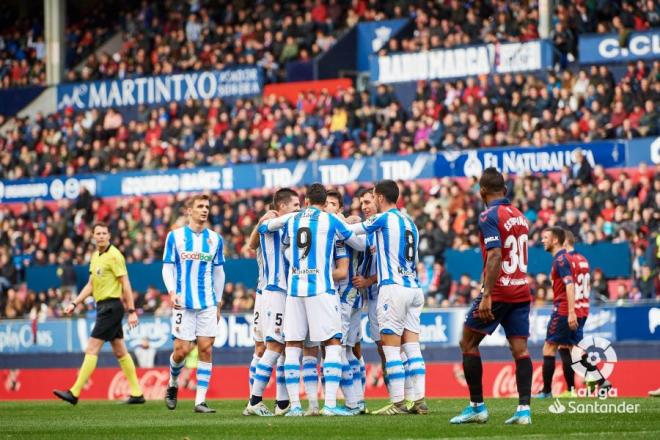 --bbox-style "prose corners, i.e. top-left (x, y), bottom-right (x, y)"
top-left (502, 234), bottom-right (528, 274)
top-left (296, 227), bottom-right (312, 259)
